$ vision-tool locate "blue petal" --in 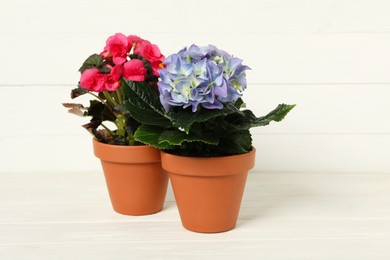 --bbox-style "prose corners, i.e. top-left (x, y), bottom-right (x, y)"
top-left (201, 100), bottom-right (223, 110)
top-left (213, 78), bottom-right (228, 98)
